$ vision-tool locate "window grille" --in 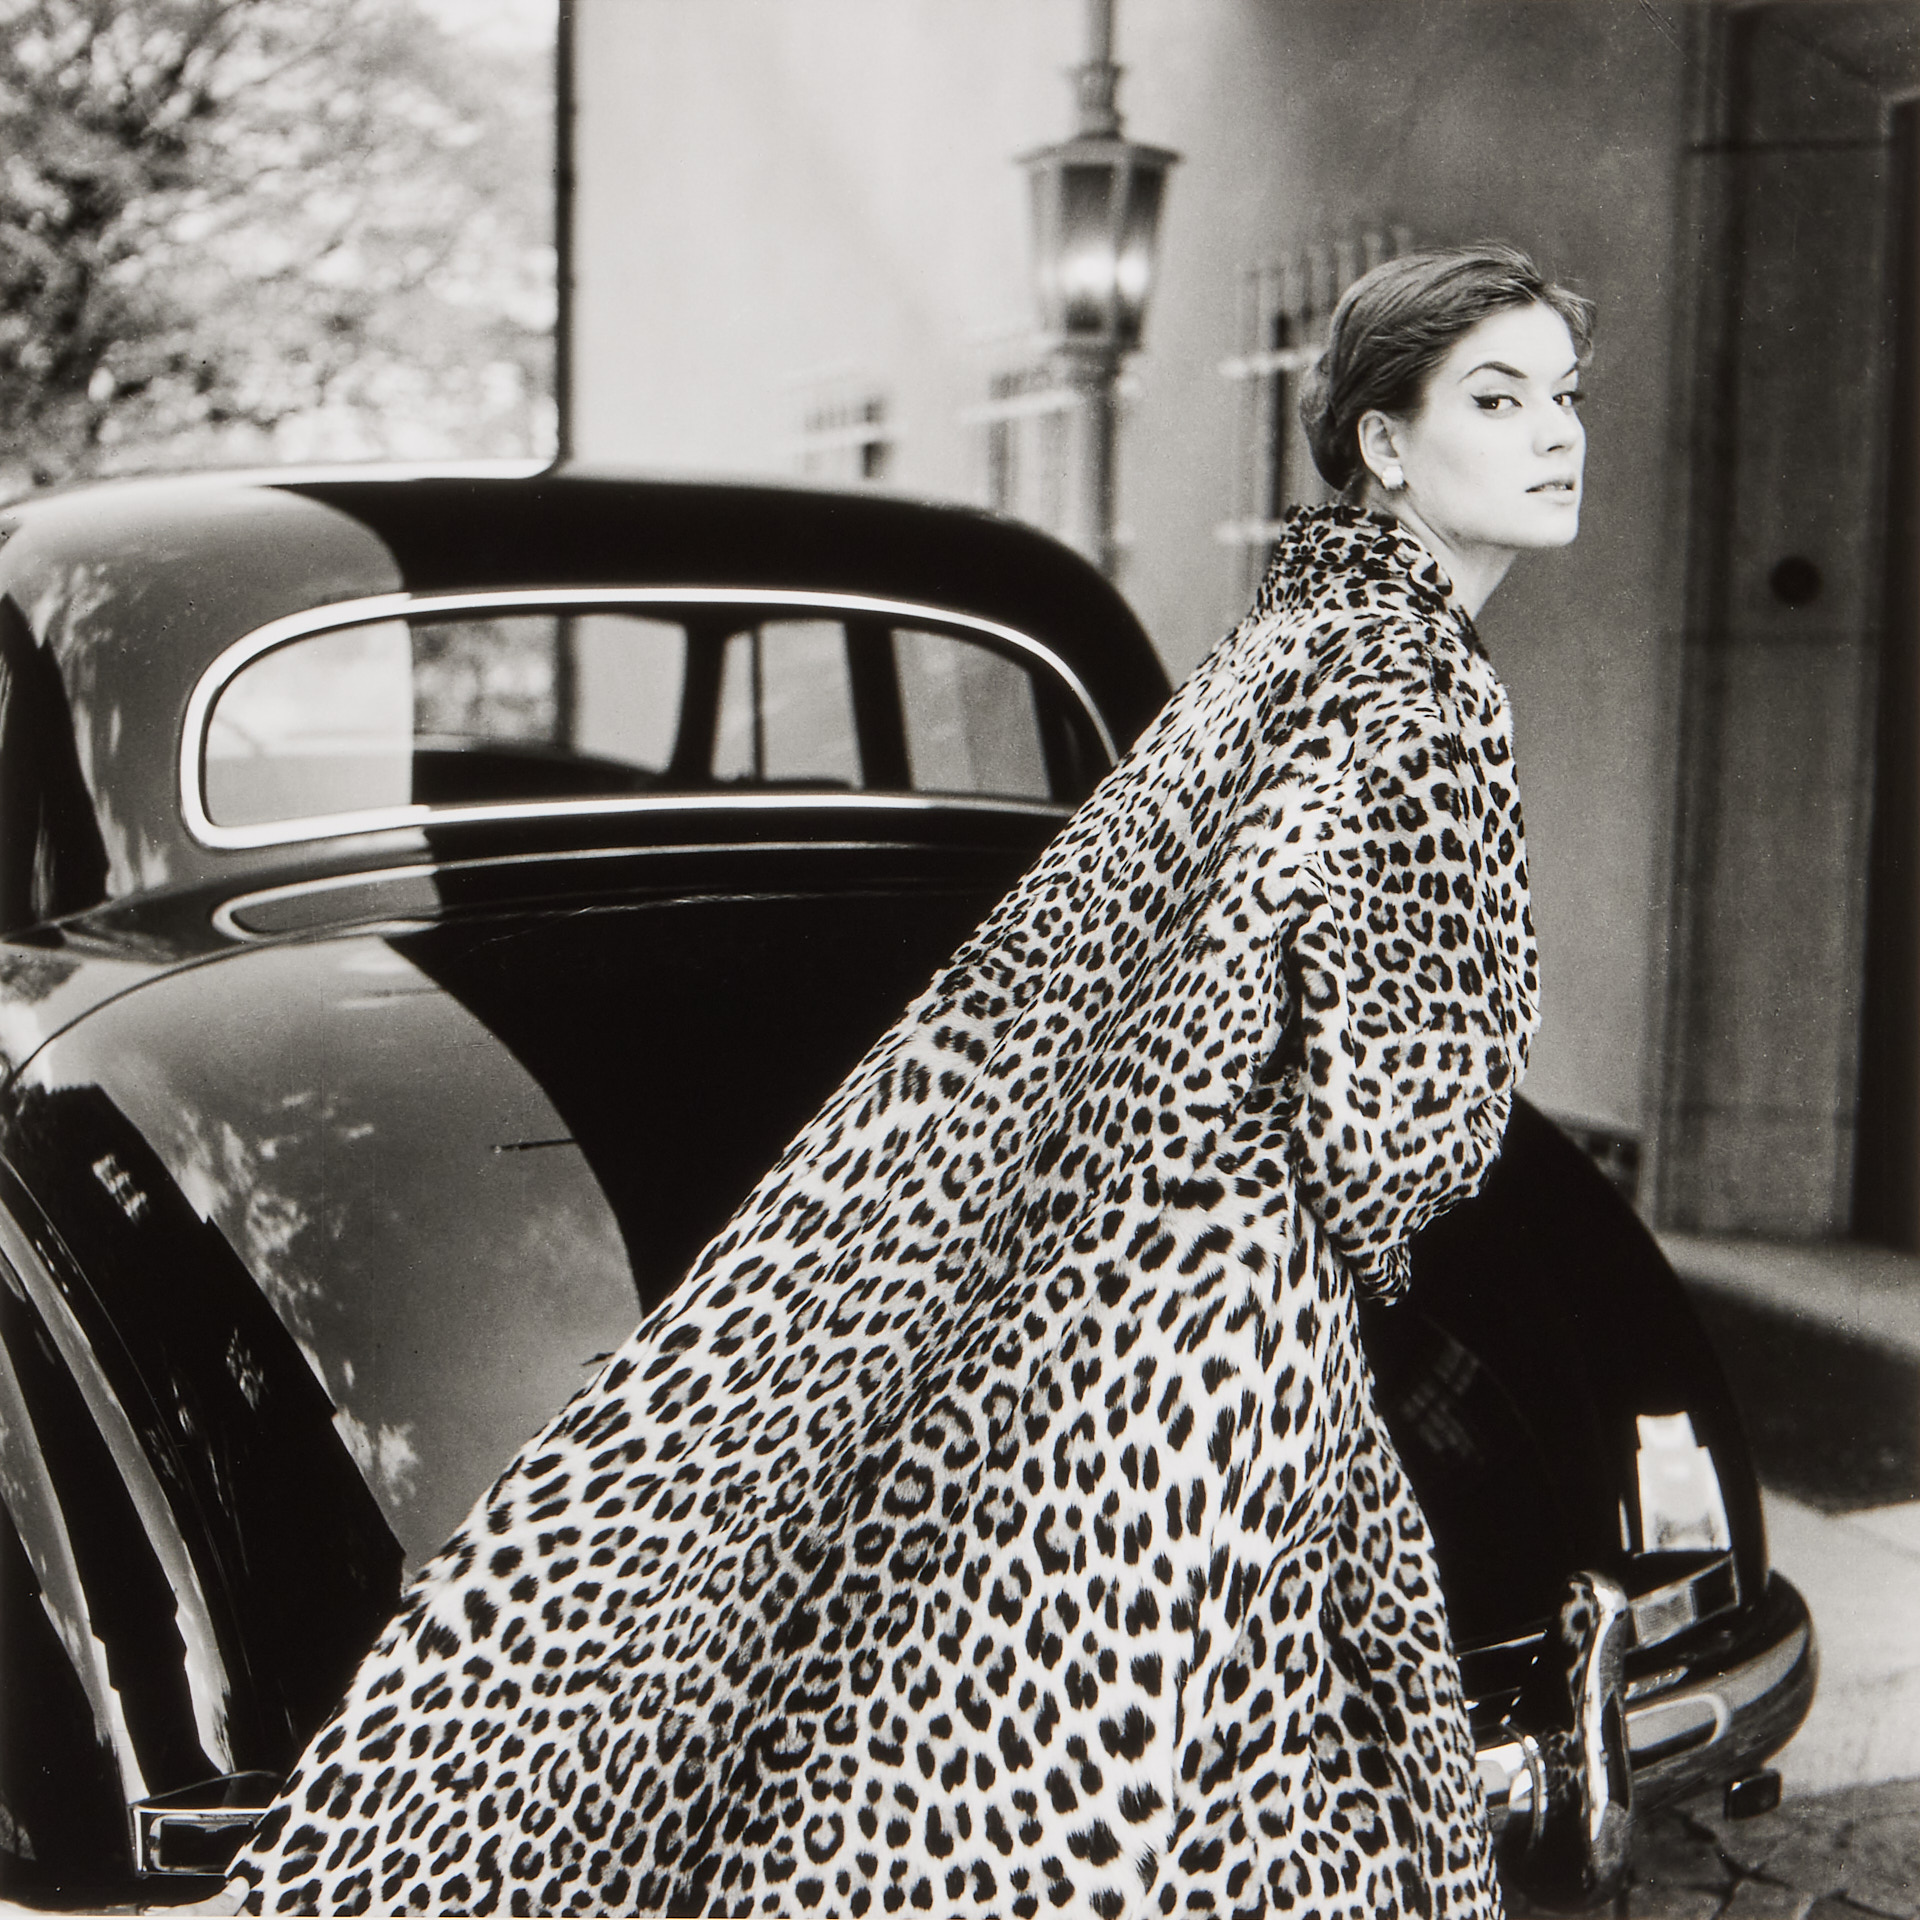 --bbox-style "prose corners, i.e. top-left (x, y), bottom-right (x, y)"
top-left (961, 360), bottom-right (1077, 539)
top-left (791, 389), bottom-right (892, 485)
top-left (1216, 228), bottom-right (1414, 597)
